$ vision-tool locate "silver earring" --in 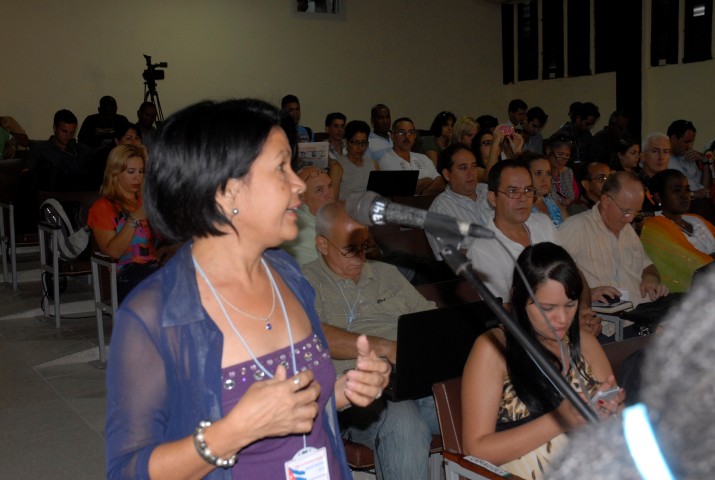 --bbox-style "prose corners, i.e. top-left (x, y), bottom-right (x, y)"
top-left (232, 208), bottom-right (239, 215)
